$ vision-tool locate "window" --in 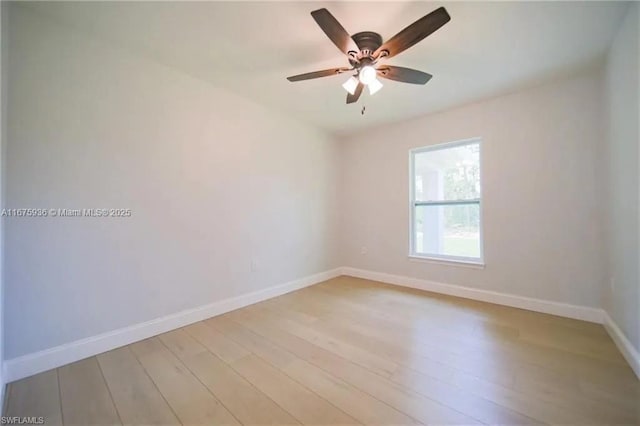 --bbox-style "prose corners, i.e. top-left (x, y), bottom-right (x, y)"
top-left (409, 138), bottom-right (483, 264)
